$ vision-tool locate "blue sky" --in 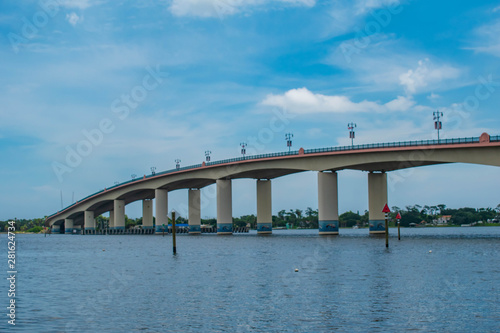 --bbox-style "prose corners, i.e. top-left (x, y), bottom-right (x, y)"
top-left (1, 0), bottom-right (499, 220)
